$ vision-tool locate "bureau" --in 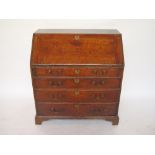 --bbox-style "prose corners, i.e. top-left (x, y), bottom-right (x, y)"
top-left (30, 29), bottom-right (124, 125)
